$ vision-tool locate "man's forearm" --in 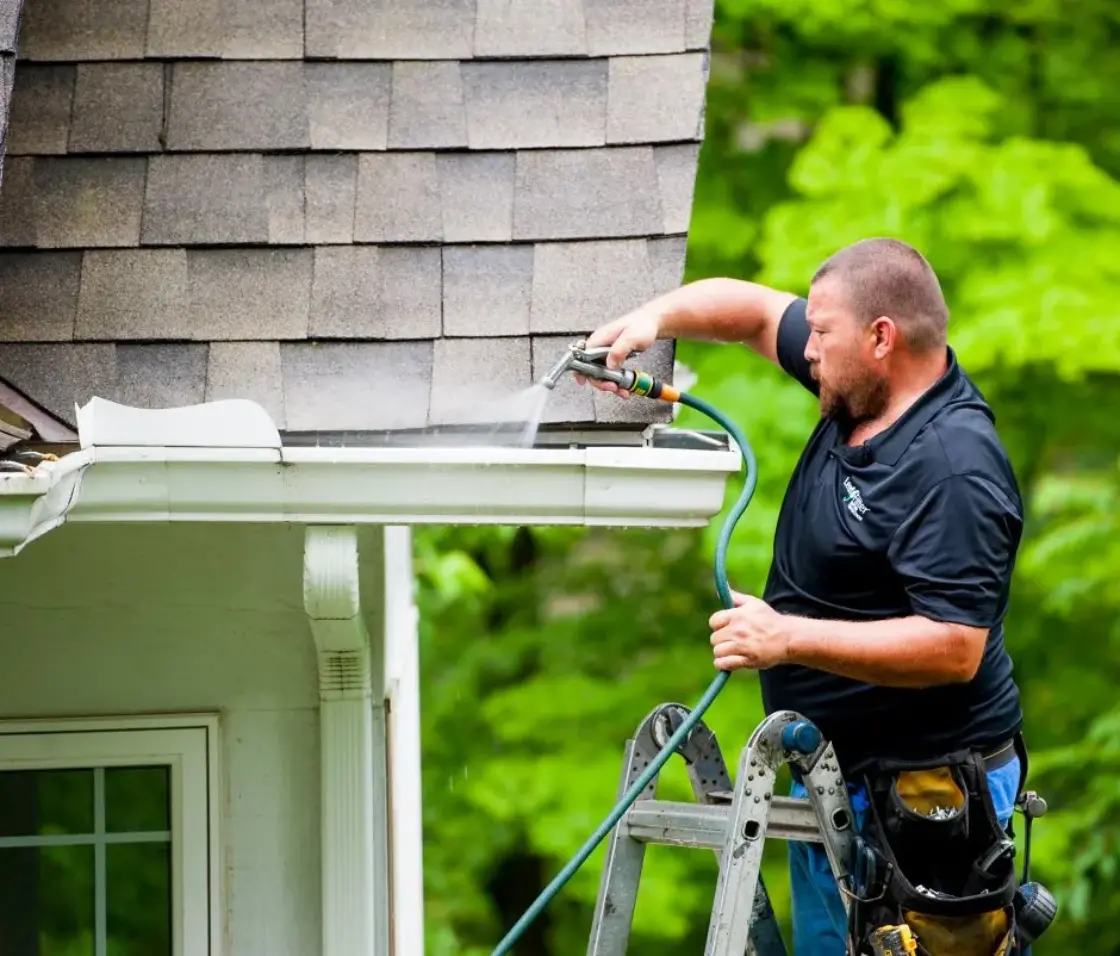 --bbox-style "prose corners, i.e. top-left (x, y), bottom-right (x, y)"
top-left (650, 278), bottom-right (794, 347)
top-left (783, 614), bottom-right (986, 688)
